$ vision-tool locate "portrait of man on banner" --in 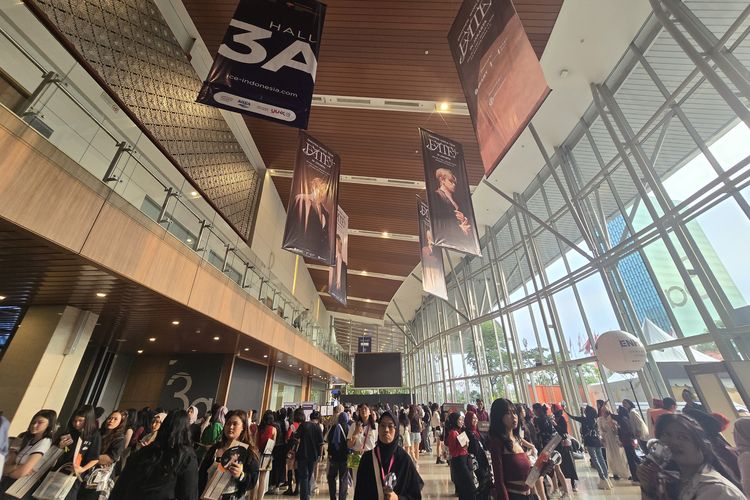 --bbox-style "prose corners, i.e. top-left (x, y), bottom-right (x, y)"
top-left (417, 198), bottom-right (448, 300)
top-left (328, 206), bottom-right (348, 305)
top-left (282, 133), bottom-right (340, 264)
top-left (420, 128), bottom-right (481, 256)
